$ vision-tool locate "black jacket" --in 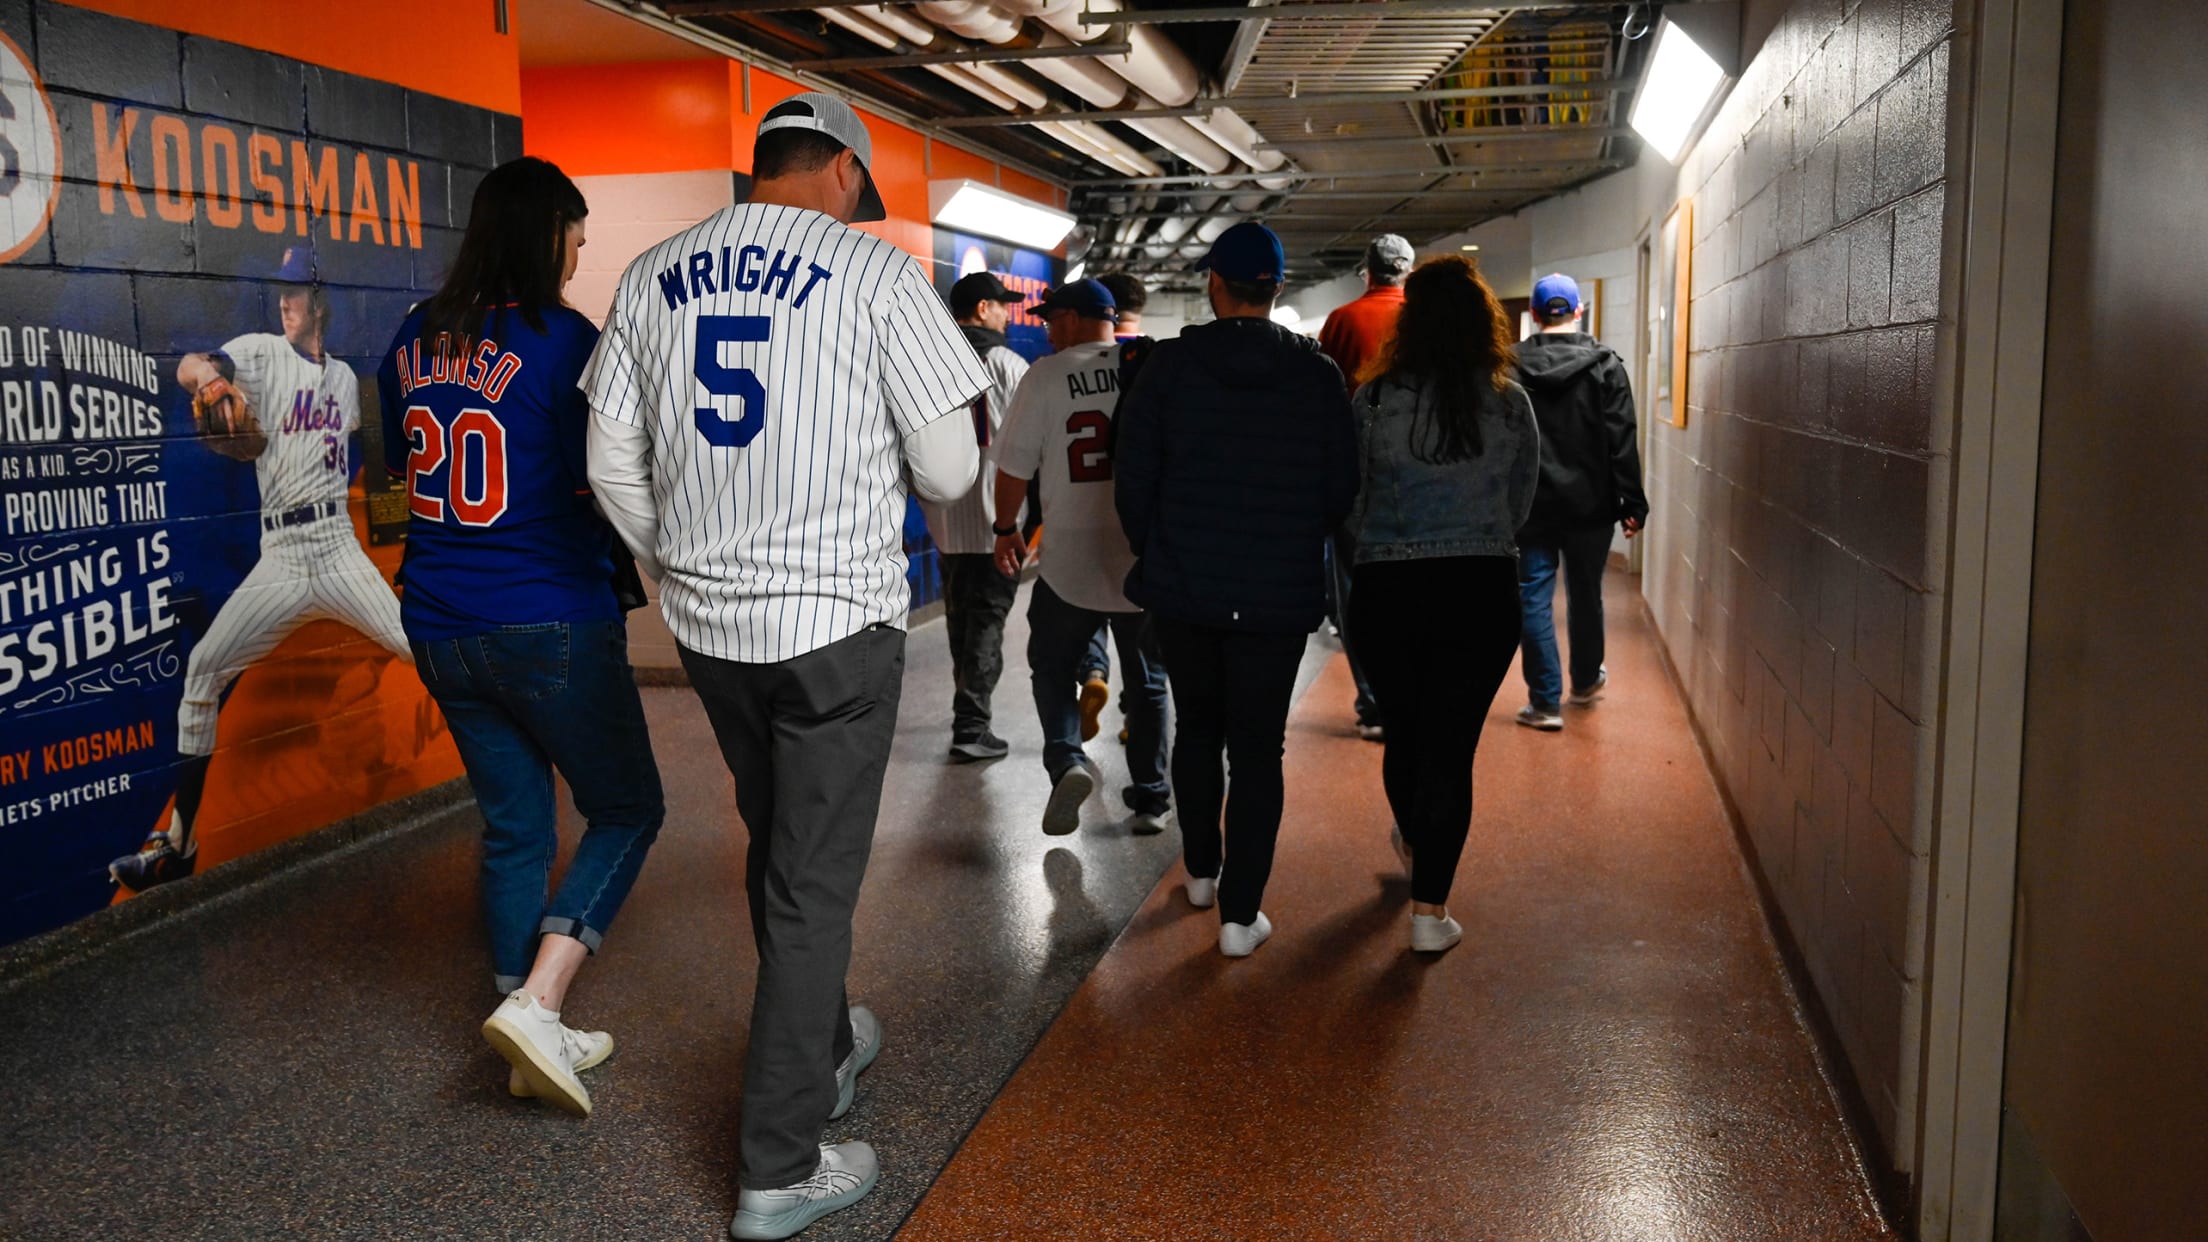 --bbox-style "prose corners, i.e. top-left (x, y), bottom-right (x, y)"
top-left (1114, 318), bottom-right (1359, 633)
top-left (1514, 332), bottom-right (1649, 537)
